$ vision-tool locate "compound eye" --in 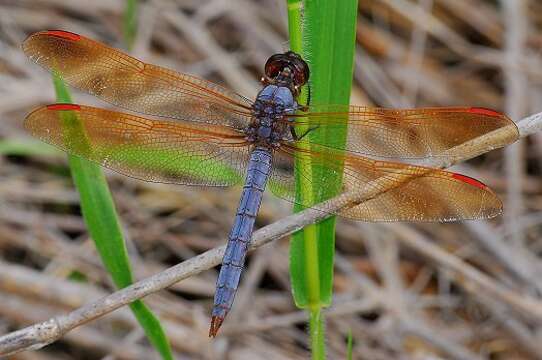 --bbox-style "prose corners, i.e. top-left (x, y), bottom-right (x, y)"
top-left (265, 62), bottom-right (281, 78)
top-left (293, 66), bottom-right (307, 86)
top-left (292, 62), bottom-right (309, 86)
top-left (264, 54), bottom-right (286, 78)
top-left (265, 52), bottom-right (310, 86)
top-left (285, 53), bottom-right (309, 86)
